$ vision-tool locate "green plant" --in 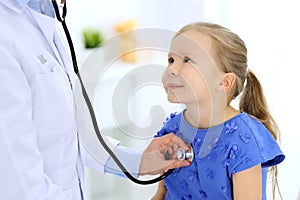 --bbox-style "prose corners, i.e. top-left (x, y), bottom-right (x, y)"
top-left (82, 28), bottom-right (104, 48)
